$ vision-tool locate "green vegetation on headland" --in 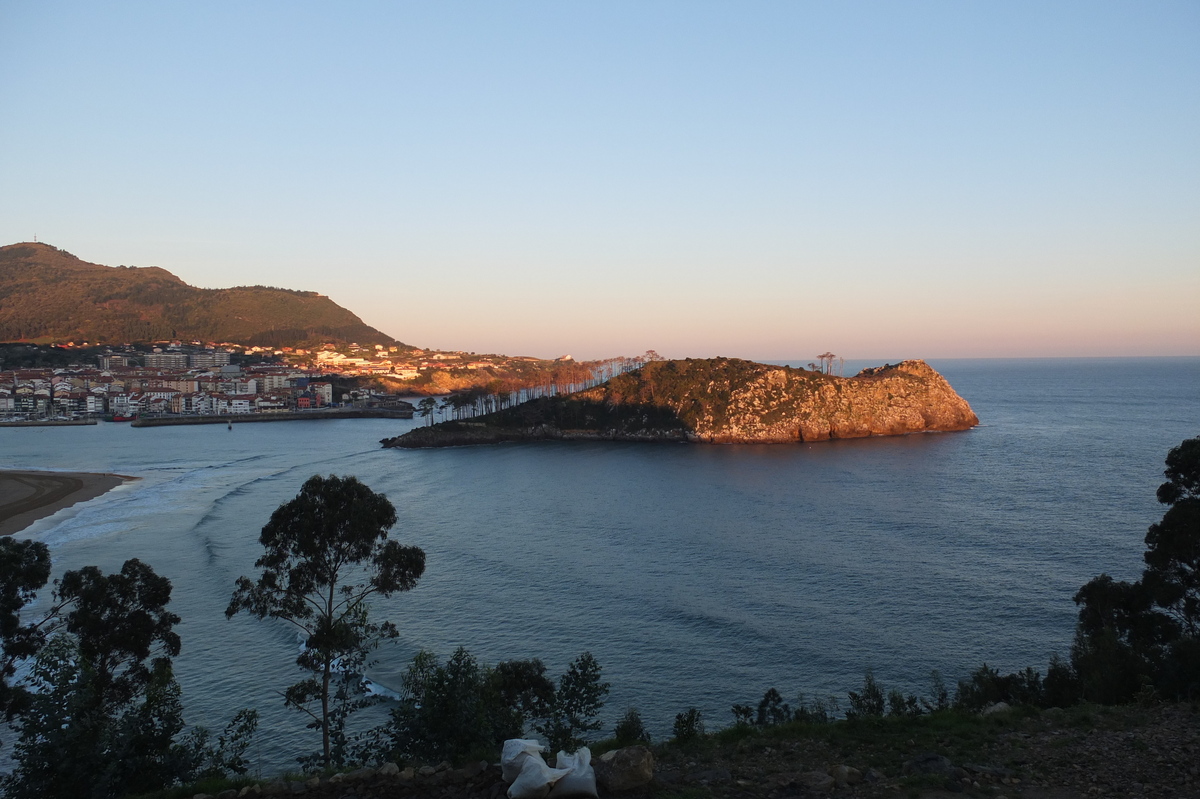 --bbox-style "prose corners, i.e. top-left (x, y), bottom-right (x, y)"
top-left (1, 437), bottom-right (1195, 798)
top-left (0, 242), bottom-right (396, 347)
top-left (383, 357), bottom-right (980, 447)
